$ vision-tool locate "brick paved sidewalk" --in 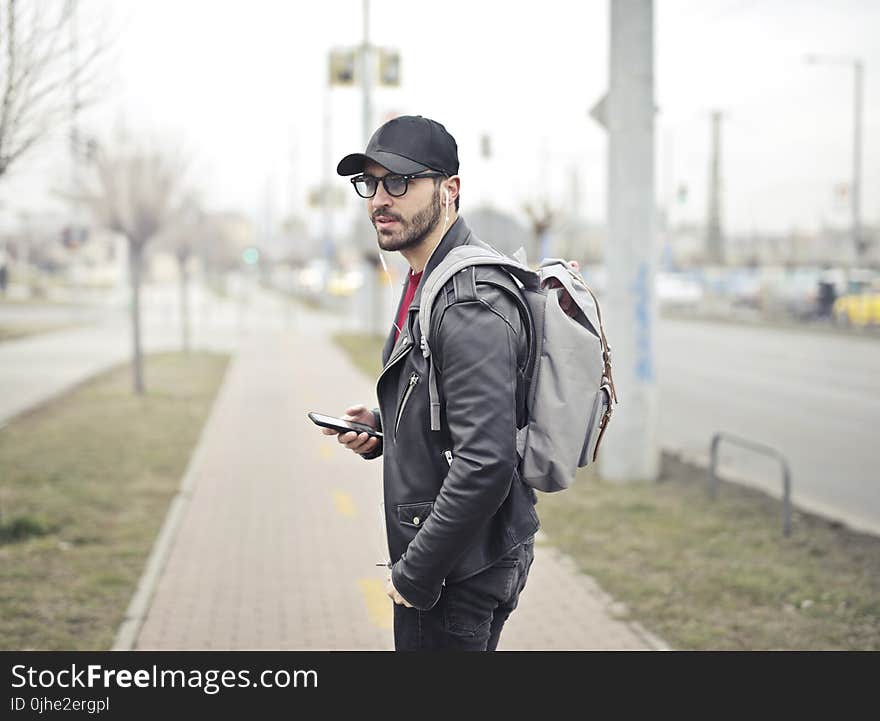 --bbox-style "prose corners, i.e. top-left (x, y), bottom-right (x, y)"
top-left (122, 310), bottom-right (668, 651)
